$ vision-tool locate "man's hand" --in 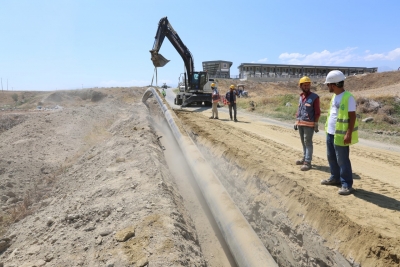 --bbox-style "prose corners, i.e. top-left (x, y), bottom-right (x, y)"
top-left (344, 131), bottom-right (352, 144)
top-left (314, 122), bottom-right (319, 133)
top-left (294, 124), bottom-right (298, 131)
